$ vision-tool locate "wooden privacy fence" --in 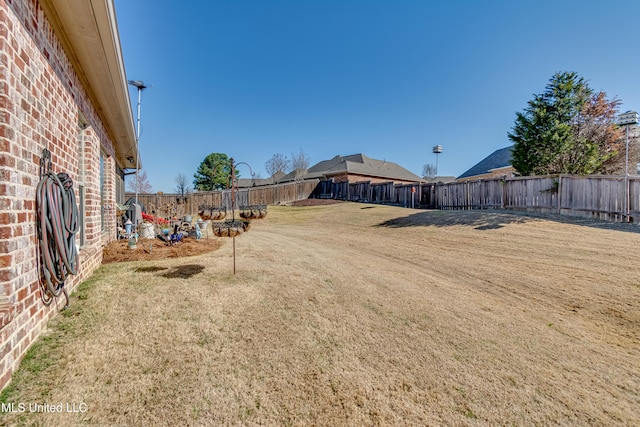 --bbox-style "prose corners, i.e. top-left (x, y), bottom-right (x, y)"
top-left (434, 175), bottom-right (640, 221)
top-left (127, 179), bottom-right (319, 220)
top-left (311, 176), bottom-right (640, 222)
top-left (128, 175), bottom-right (640, 223)
top-left (312, 180), bottom-right (426, 208)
